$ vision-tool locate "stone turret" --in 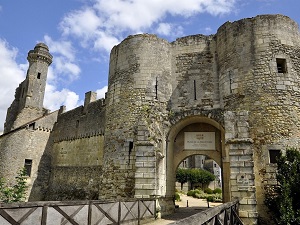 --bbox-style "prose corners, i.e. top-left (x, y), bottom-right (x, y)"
top-left (4, 43), bottom-right (52, 133)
